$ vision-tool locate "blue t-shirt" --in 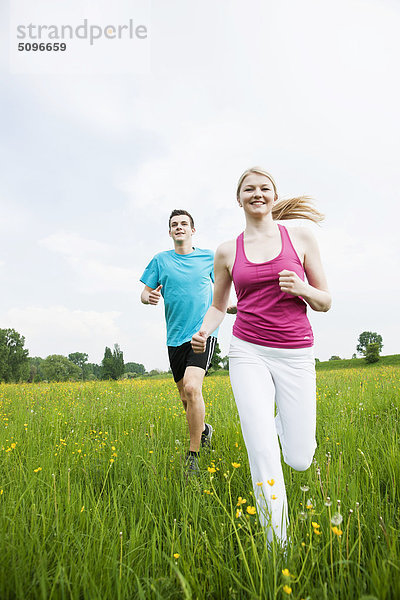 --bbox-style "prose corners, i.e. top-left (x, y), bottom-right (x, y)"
top-left (140, 248), bottom-right (218, 347)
